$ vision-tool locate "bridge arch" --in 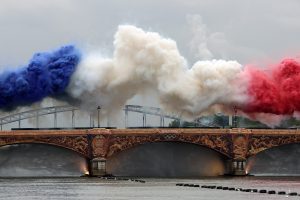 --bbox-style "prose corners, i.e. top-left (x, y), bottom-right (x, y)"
top-left (247, 142), bottom-right (300, 175)
top-left (0, 143), bottom-right (89, 177)
top-left (107, 140), bottom-right (231, 159)
top-left (0, 142), bottom-right (88, 157)
top-left (248, 135), bottom-right (300, 158)
top-left (0, 135), bottom-right (89, 158)
top-left (249, 142), bottom-right (300, 157)
top-left (106, 141), bottom-right (229, 177)
top-left (105, 133), bottom-right (232, 159)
